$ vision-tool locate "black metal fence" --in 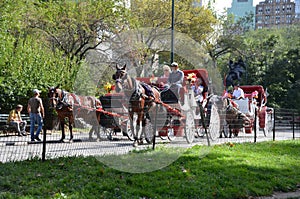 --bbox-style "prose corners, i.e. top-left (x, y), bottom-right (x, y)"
top-left (0, 107), bottom-right (299, 163)
top-left (273, 108), bottom-right (300, 140)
